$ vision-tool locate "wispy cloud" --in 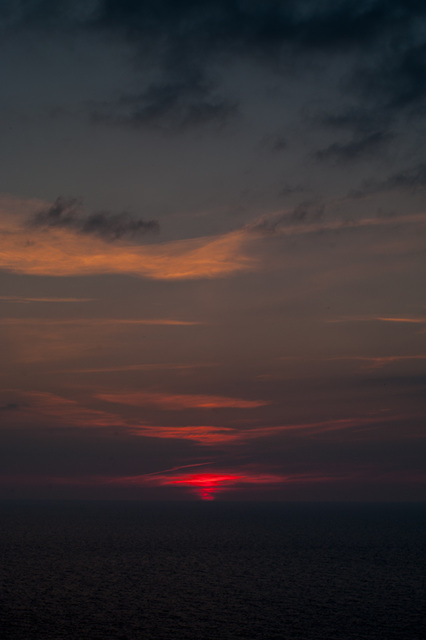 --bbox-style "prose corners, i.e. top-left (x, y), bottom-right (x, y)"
top-left (0, 296), bottom-right (96, 303)
top-left (0, 389), bottom-right (414, 452)
top-left (0, 317), bottom-right (200, 326)
top-left (127, 414), bottom-right (402, 444)
top-left (326, 315), bottom-right (426, 325)
top-left (130, 425), bottom-right (239, 445)
top-left (0, 390), bottom-right (255, 444)
top-left (248, 210), bottom-right (426, 238)
top-left (168, 413), bottom-right (412, 444)
top-left (374, 317), bottom-right (426, 324)
top-left (66, 363), bottom-right (216, 374)
top-left (0, 391), bottom-right (125, 429)
top-left (28, 197), bottom-right (159, 241)
top-left (315, 130), bottom-right (392, 163)
top-left (329, 355), bottom-right (426, 370)
top-left (96, 391), bottom-right (269, 410)
top-left (1, 317), bottom-right (201, 364)
top-left (90, 75), bottom-right (237, 131)
top-left (129, 421), bottom-right (335, 445)
top-left (353, 162), bottom-right (426, 197)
